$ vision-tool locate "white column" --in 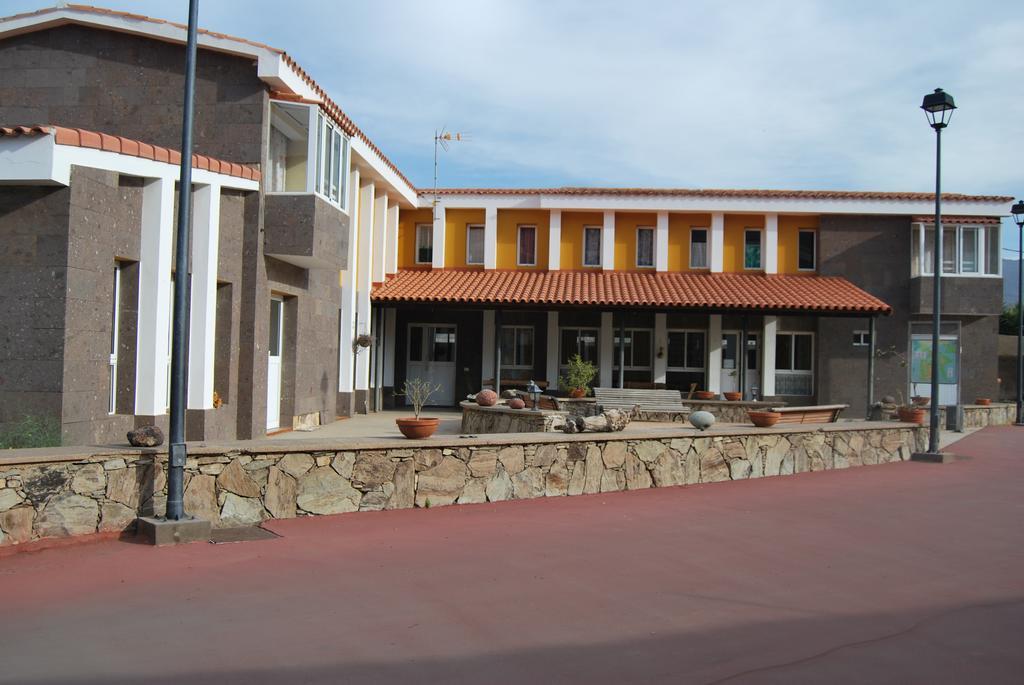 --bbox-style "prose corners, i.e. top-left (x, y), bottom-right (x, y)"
top-left (546, 310), bottom-right (559, 387)
top-left (431, 205), bottom-right (446, 269)
top-left (339, 168), bottom-right (361, 394)
top-left (481, 309), bottom-right (495, 387)
top-left (186, 183), bottom-right (221, 410)
top-left (548, 210), bottom-right (561, 270)
top-left (655, 211), bottom-right (669, 272)
top-left (385, 203), bottom-right (399, 276)
top-left (710, 212), bottom-right (725, 273)
top-left (764, 213), bottom-right (778, 274)
top-left (653, 312), bottom-right (668, 385)
top-left (707, 314), bottom-right (723, 393)
top-left (355, 182), bottom-right (376, 392)
top-left (484, 205), bottom-right (498, 270)
top-left (135, 176), bottom-right (175, 416)
top-left (601, 211), bottom-right (615, 270)
top-left (599, 311), bottom-right (614, 387)
top-left (371, 192), bottom-right (388, 284)
top-left (383, 307), bottom-right (396, 387)
top-left (762, 315), bottom-right (778, 398)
